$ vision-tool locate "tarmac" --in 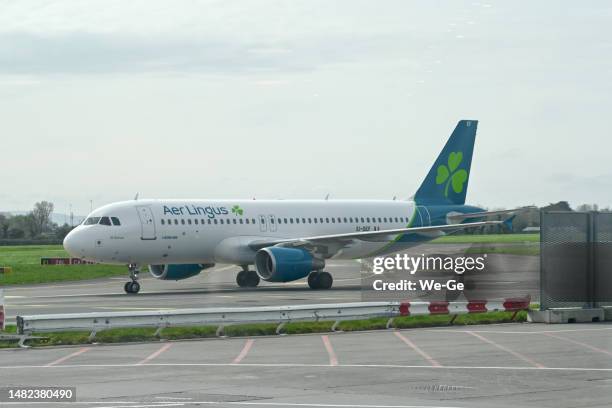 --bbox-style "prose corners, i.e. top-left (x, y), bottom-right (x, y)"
top-left (3, 254), bottom-right (539, 321)
top-left (1, 322), bottom-right (611, 408)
